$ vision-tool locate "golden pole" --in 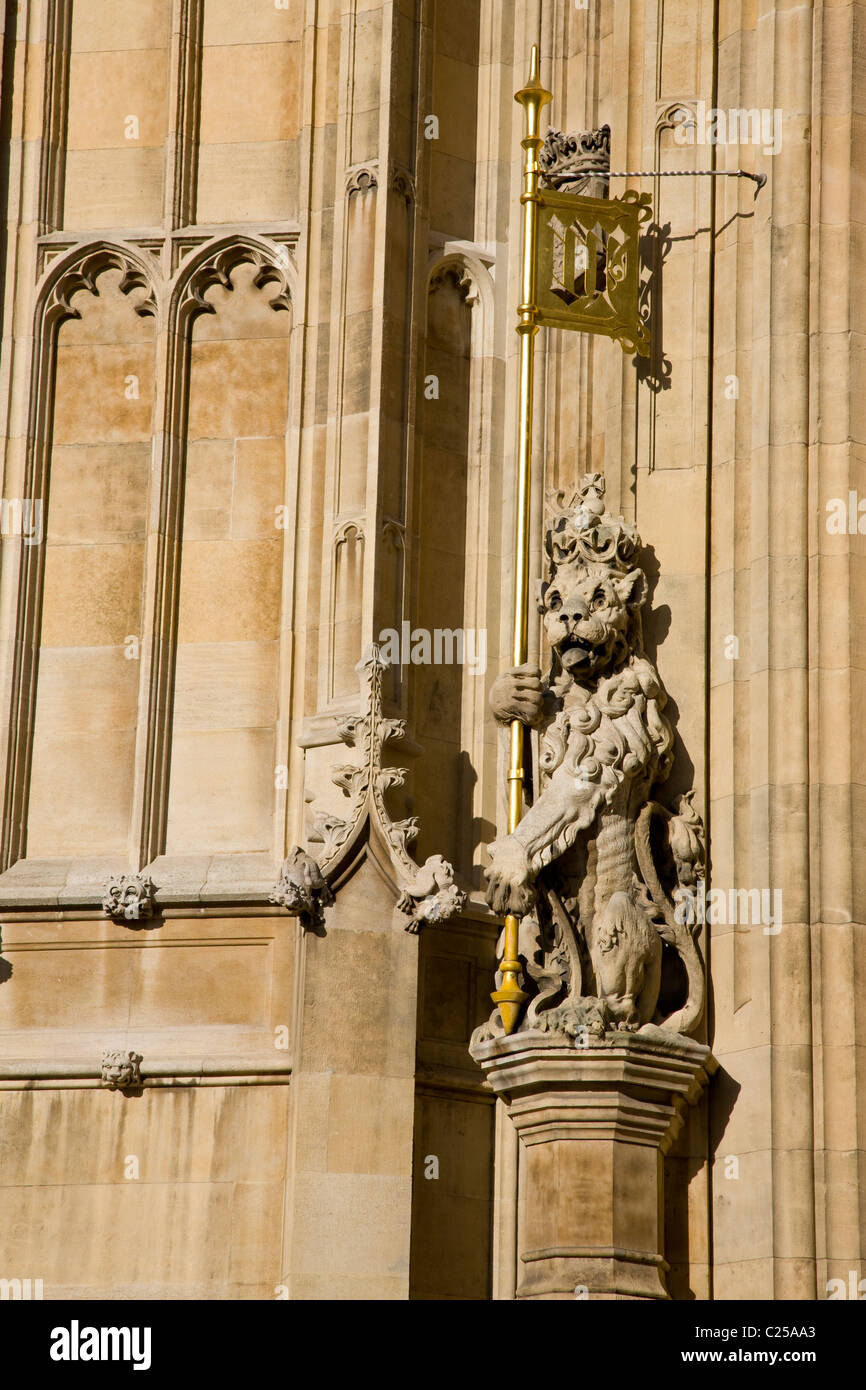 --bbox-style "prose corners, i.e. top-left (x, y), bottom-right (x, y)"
top-left (492, 45), bottom-right (552, 1035)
